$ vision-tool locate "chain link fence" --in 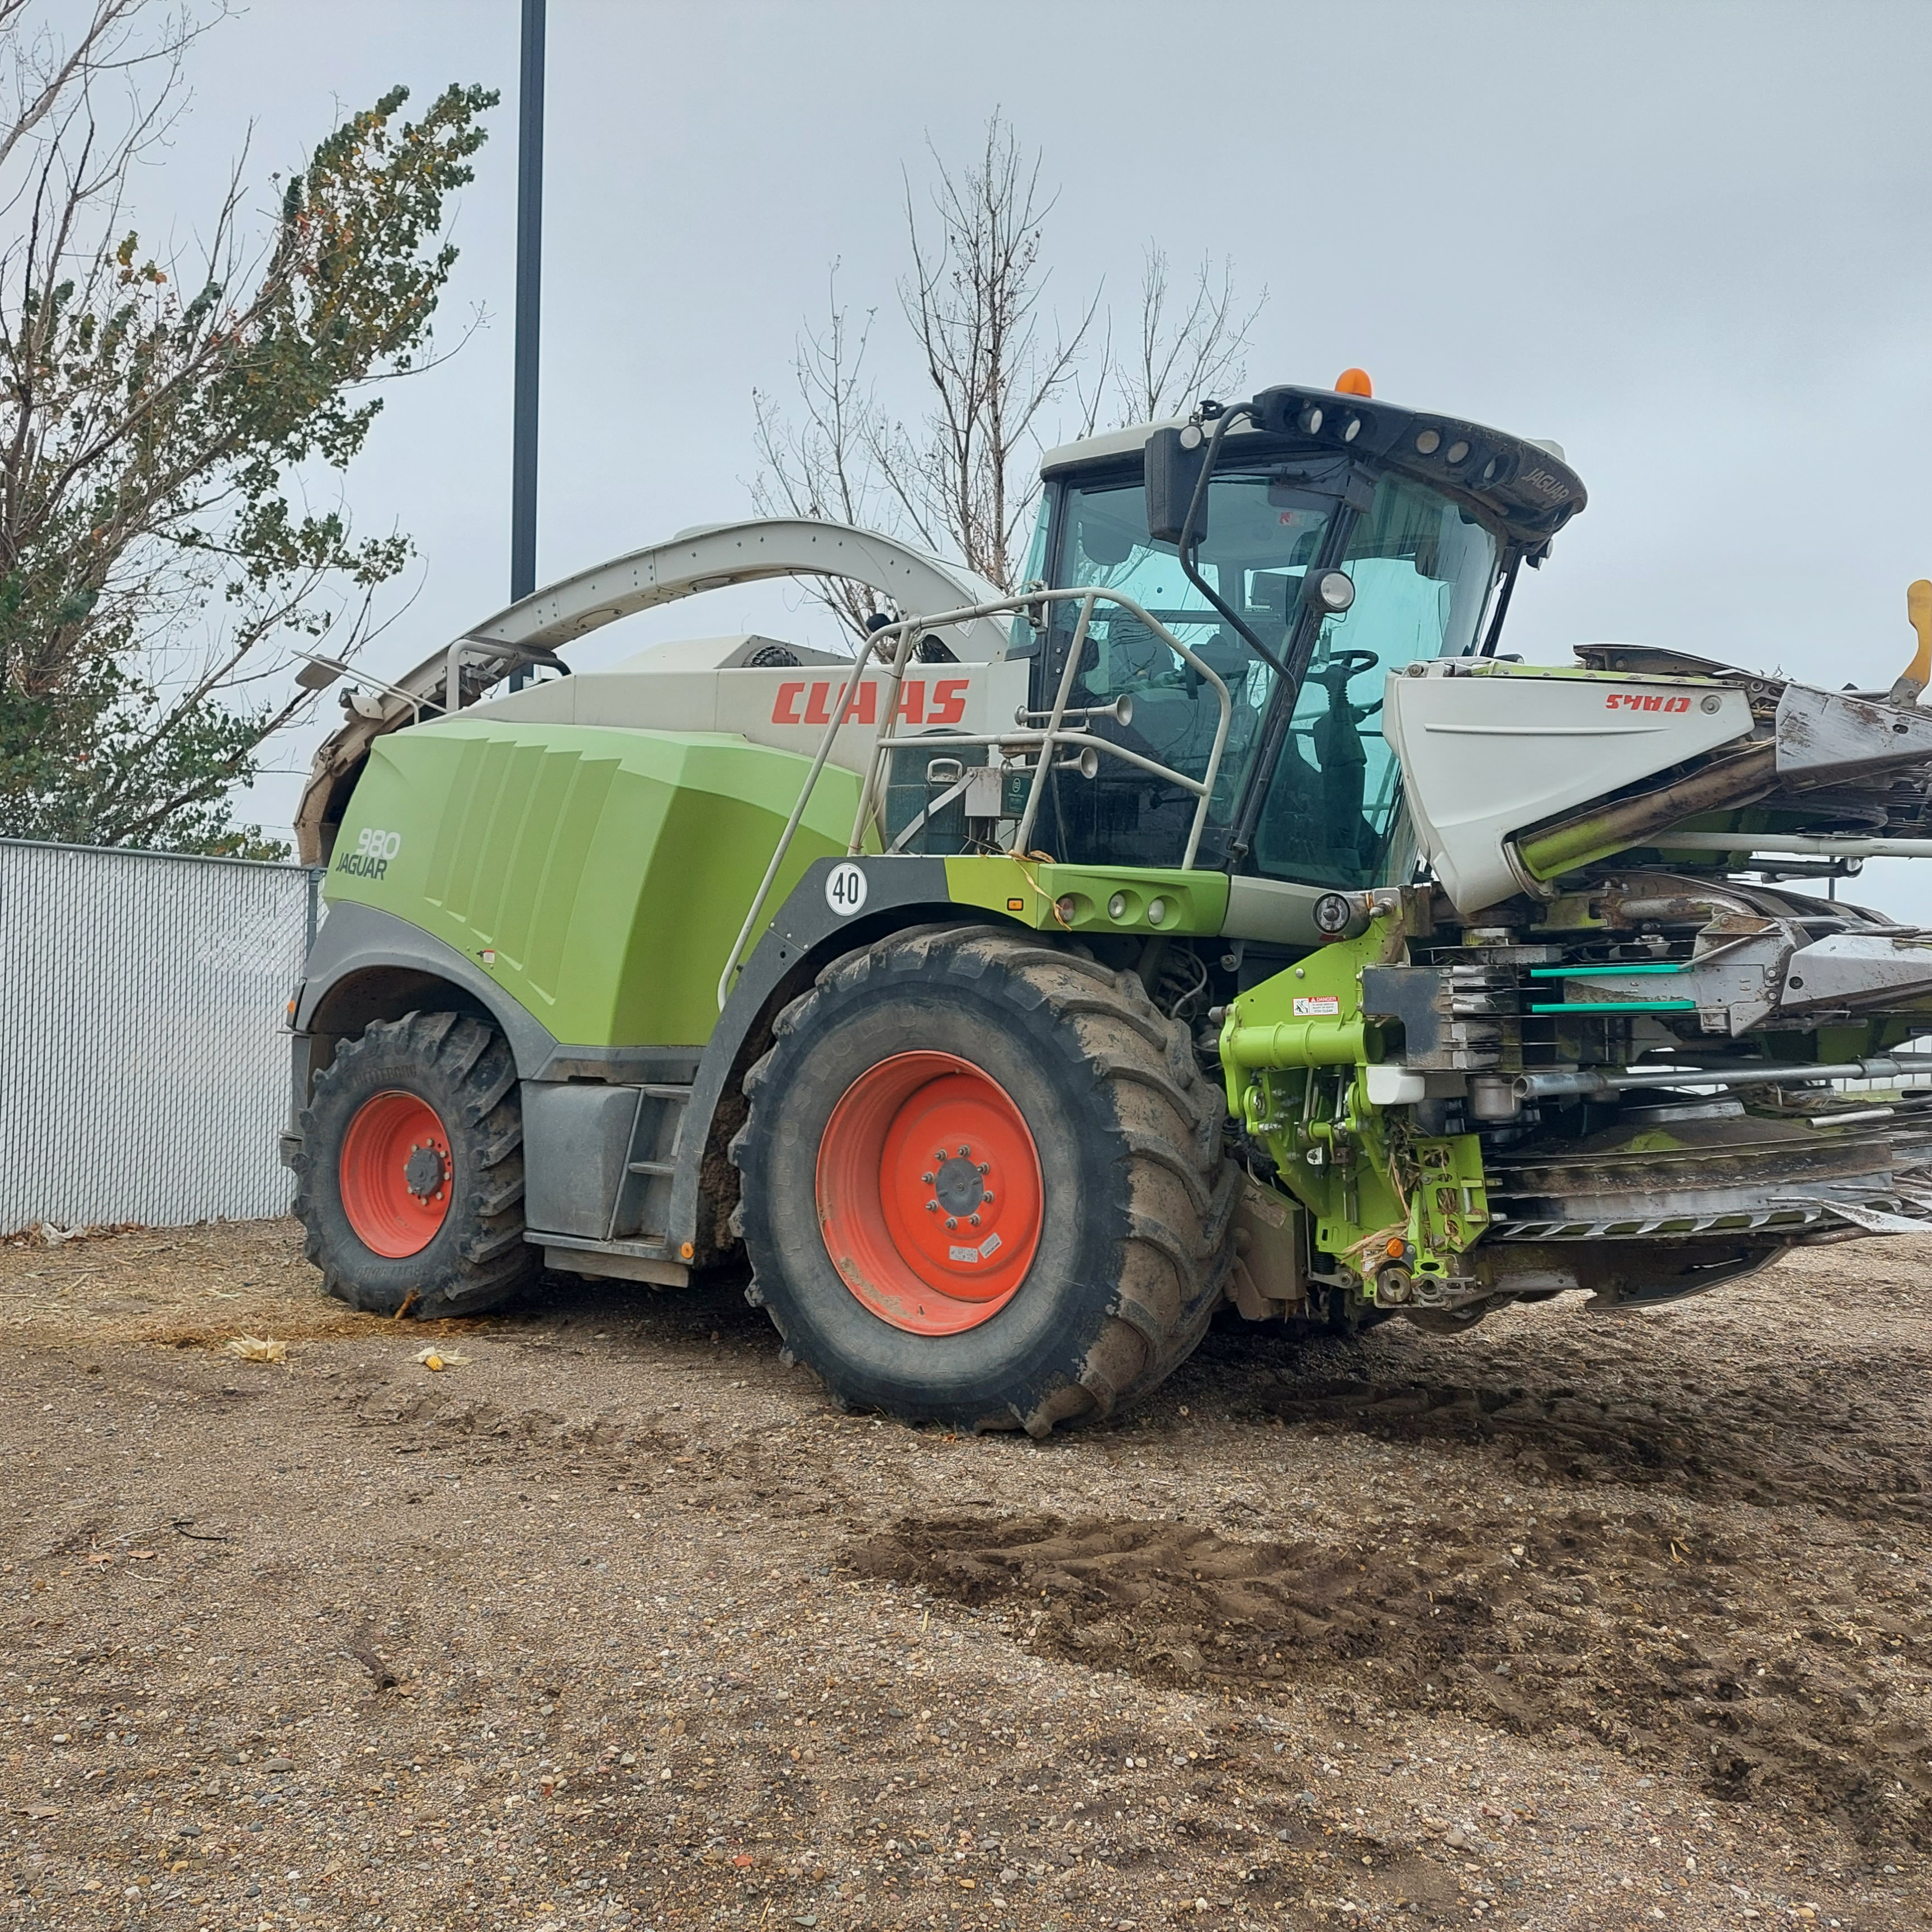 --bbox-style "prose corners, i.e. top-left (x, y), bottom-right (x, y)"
top-left (0, 840), bottom-right (320, 1234)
